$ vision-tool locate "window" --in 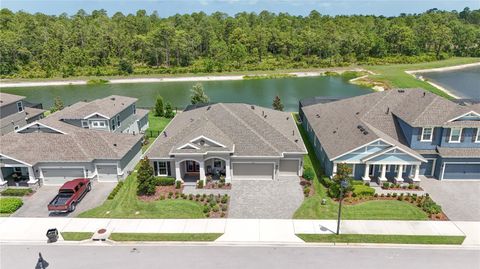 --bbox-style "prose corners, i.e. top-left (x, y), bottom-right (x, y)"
top-left (111, 119), bottom-right (116, 131)
top-left (16, 101), bottom-right (24, 112)
top-left (13, 167), bottom-right (21, 172)
top-left (81, 120), bottom-right (89, 128)
top-left (394, 165), bottom-right (407, 172)
top-left (214, 160), bottom-right (222, 168)
top-left (449, 128), bottom-right (462, 143)
top-left (158, 162), bottom-right (168, 176)
top-left (476, 129), bottom-right (480, 143)
top-left (116, 115), bottom-right (121, 127)
top-left (133, 104), bottom-right (136, 114)
top-left (421, 127), bottom-right (433, 142)
top-left (91, 120), bottom-right (106, 128)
